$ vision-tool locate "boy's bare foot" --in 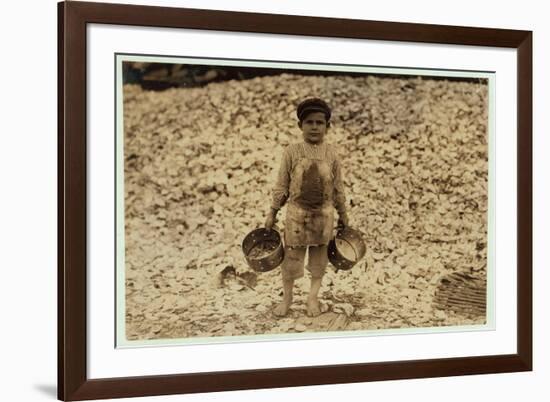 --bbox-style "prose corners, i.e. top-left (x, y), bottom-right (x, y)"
top-left (274, 278), bottom-right (295, 317)
top-left (273, 300), bottom-right (292, 317)
top-left (306, 298), bottom-right (321, 317)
